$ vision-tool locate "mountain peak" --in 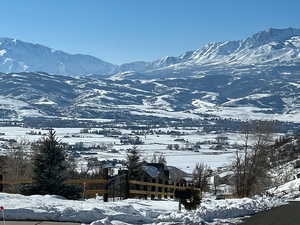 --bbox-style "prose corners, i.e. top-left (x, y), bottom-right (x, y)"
top-left (246, 27), bottom-right (300, 47)
top-left (0, 37), bottom-right (117, 76)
